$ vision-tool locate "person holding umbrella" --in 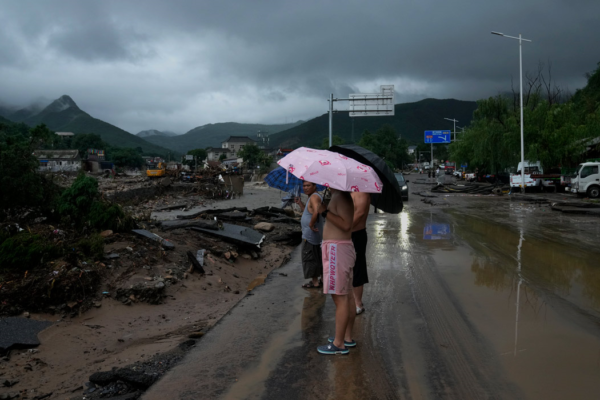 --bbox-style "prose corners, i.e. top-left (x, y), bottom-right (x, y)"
top-left (276, 147), bottom-right (385, 355)
top-left (316, 188), bottom-right (357, 355)
top-left (295, 181), bottom-right (324, 289)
